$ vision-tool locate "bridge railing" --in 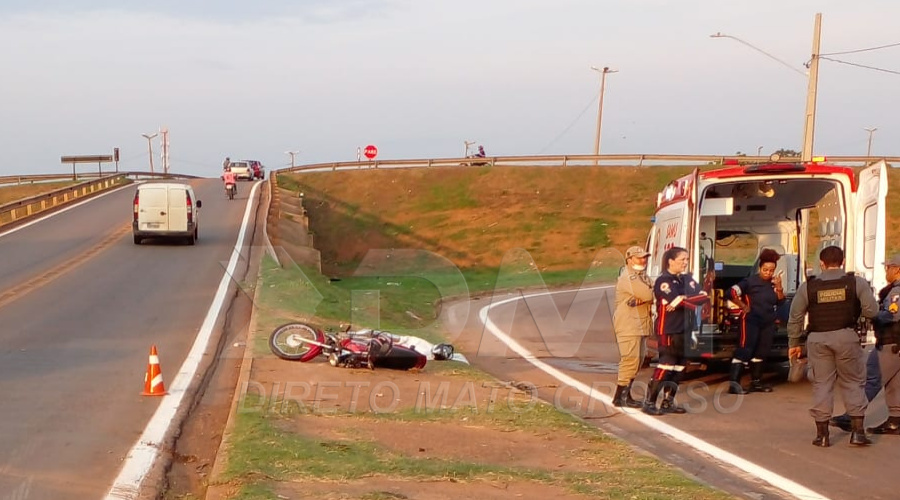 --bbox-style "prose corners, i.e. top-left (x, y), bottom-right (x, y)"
top-left (0, 175), bottom-right (131, 229)
top-left (276, 154), bottom-right (899, 174)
